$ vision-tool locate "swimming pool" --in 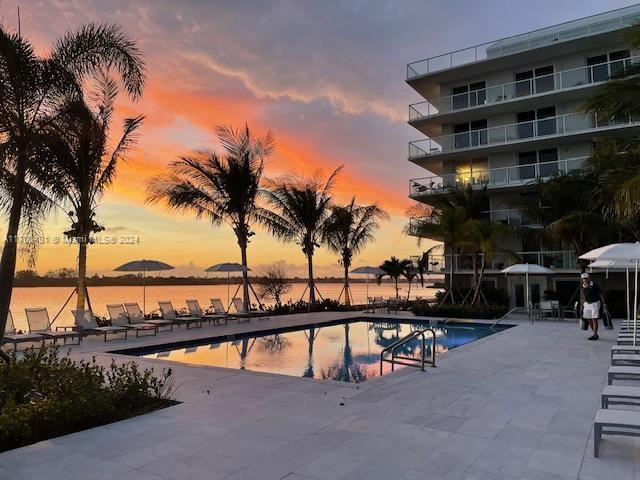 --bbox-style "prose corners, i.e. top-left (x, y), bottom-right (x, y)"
top-left (119, 318), bottom-right (512, 383)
